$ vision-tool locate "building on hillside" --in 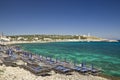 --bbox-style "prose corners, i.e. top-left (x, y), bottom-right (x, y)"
top-left (0, 32), bottom-right (10, 42)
